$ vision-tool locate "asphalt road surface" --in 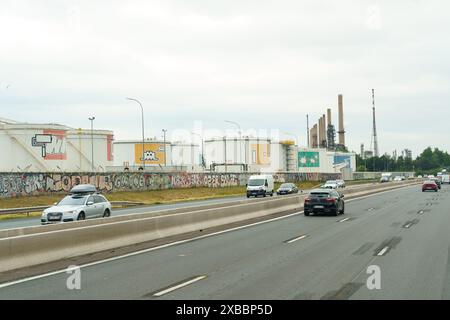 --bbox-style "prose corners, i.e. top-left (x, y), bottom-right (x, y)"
top-left (2, 183), bottom-right (448, 300)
